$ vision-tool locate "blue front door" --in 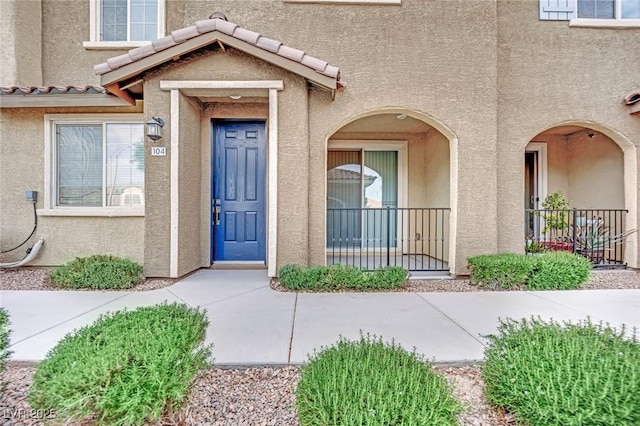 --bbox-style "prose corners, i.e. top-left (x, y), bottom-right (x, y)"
top-left (212, 121), bottom-right (266, 262)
